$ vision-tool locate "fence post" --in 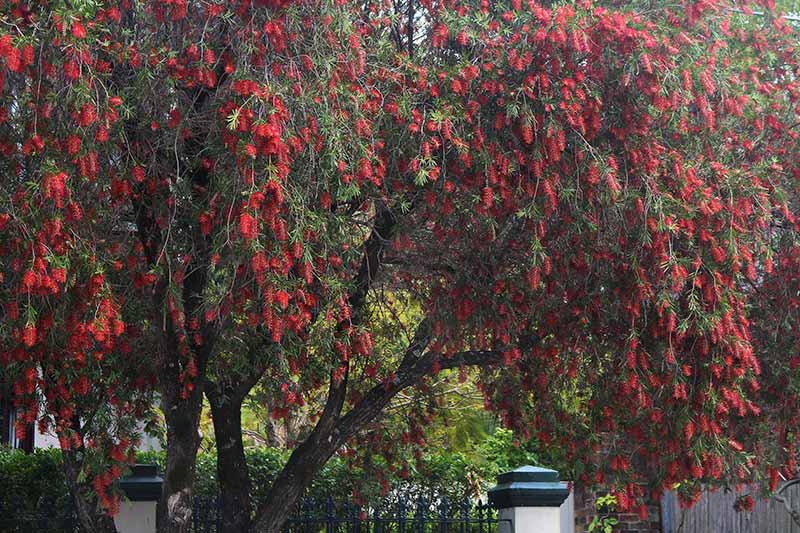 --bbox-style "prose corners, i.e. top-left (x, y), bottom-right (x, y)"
top-left (488, 466), bottom-right (570, 533)
top-left (115, 464), bottom-right (163, 533)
